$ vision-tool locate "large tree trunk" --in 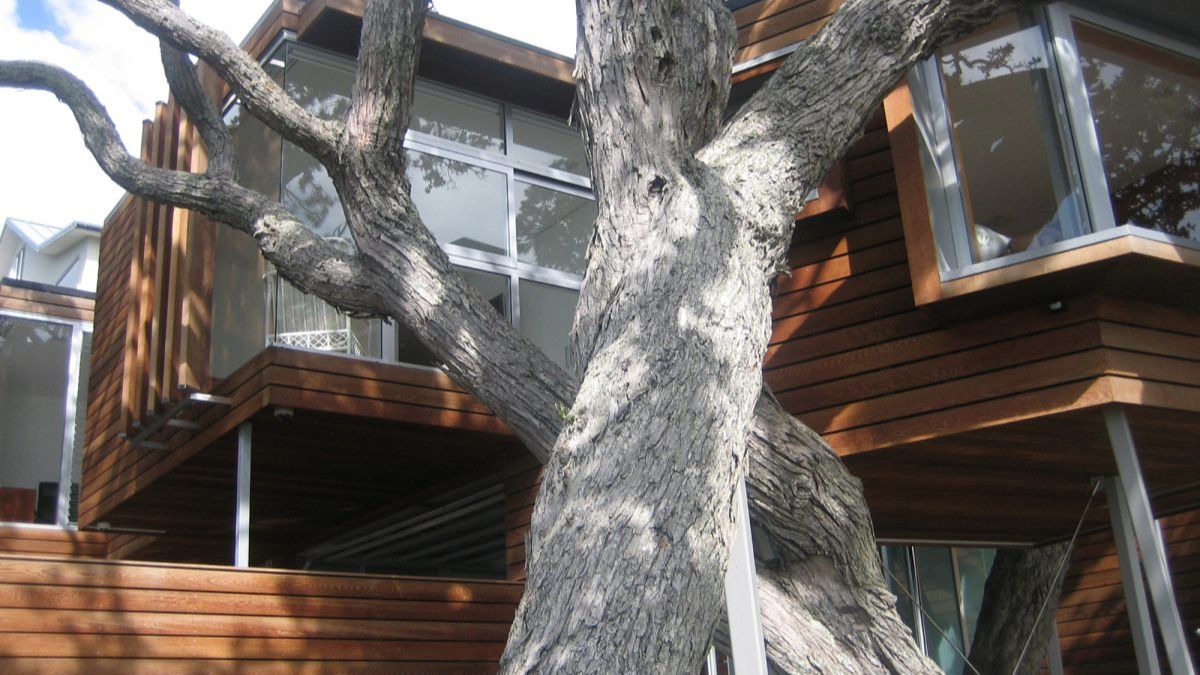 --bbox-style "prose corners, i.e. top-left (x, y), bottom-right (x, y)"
top-left (967, 543), bottom-right (1073, 675)
top-left (498, 3), bottom-right (769, 670)
top-left (750, 392), bottom-right (940, 673)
